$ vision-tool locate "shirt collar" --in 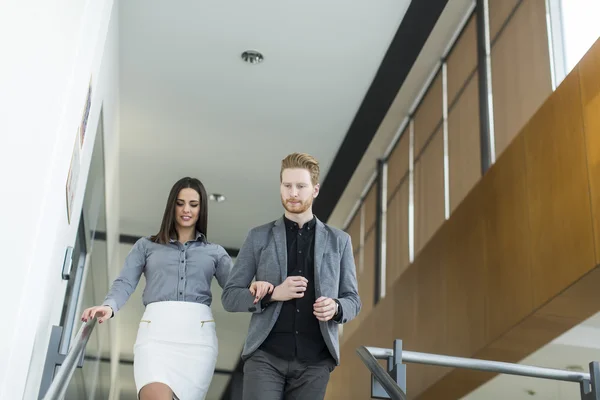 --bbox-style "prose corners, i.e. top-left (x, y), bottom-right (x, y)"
top-left (169, 231), bottom-right (206, 243)
top-left (283, 215), bottom-right (316, 231)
